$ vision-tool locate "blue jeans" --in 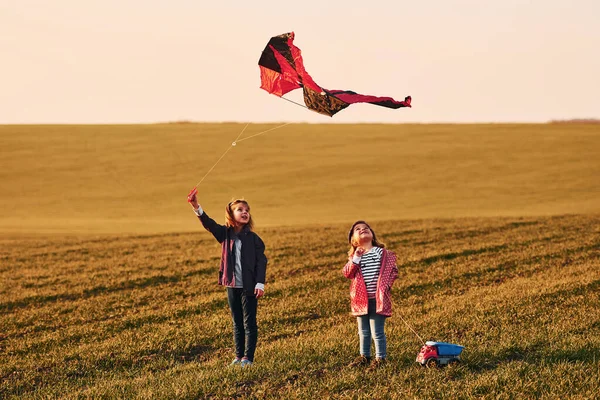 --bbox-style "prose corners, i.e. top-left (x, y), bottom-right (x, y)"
top-left (357, 299), bottom-right (387, 359)
top-left (227, 288), bottom-right (258, 362)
